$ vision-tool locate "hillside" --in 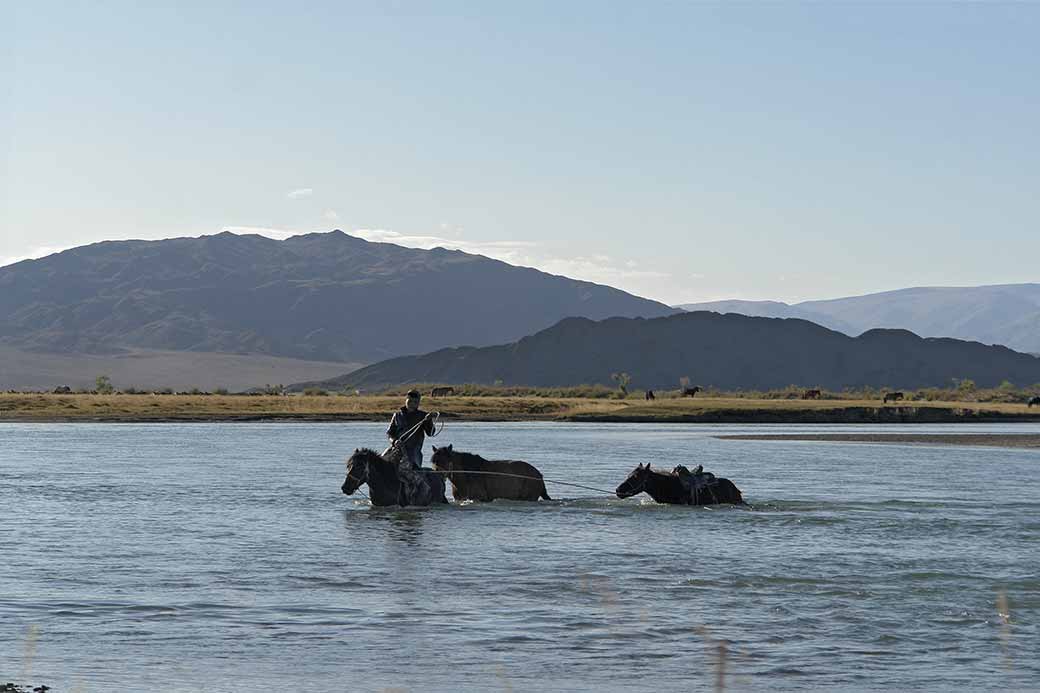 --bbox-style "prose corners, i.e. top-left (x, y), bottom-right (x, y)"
top-left (298, 312), bottom-right (1040, 391)
top-left (677, 284), bottom-right (1040, 353)
top-left (0, 230), bottom-right (675, 365)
